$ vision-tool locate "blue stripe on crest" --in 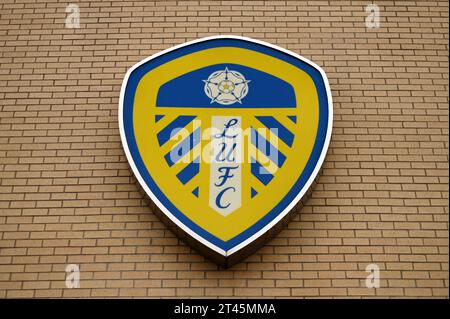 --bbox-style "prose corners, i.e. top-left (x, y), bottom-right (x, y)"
top-left (164, 127), bottom-right (201, 166)
top-left (255, 116), bottom-right (294, 147)
top-left (157, 115), bottom-right (196, 146)
top-left (251, 128), bottom-right (286, 167)
top-left (251, 157), bottom-right (274, 185)
top-left (176, 157), bottom-right (200, 184)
